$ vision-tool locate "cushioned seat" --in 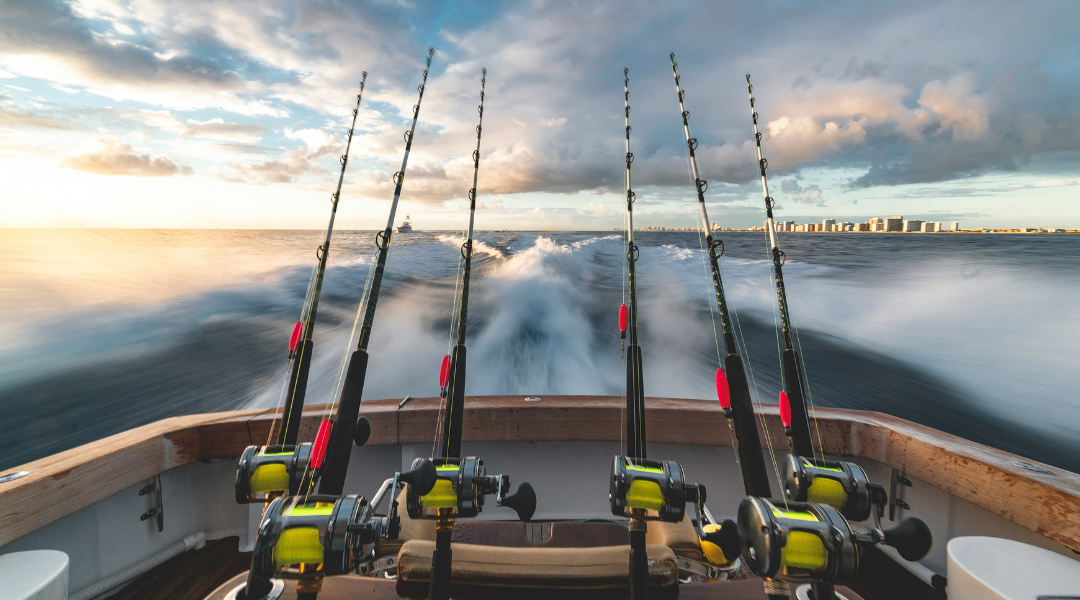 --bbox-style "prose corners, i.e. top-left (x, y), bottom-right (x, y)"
top-left (374, 489), bottom-right (436, 557)
top-left (395, 540), bottom-right (679, 599)
top-left (645, 510), bottom-right (706, 562)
